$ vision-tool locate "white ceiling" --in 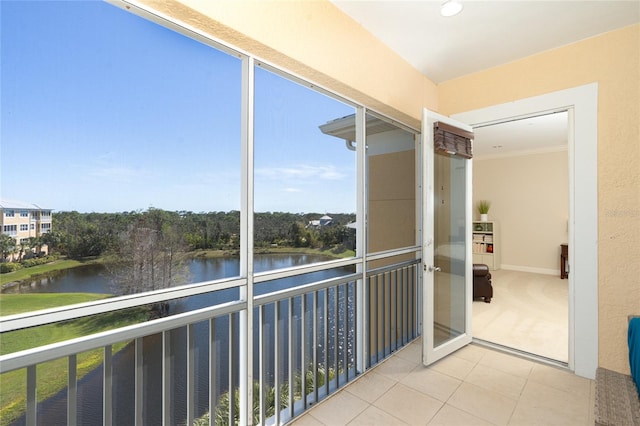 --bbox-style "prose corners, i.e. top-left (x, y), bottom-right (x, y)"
top-left (330, 1), bottom-right (638, 157)
top-left (331, 0), bottom-right (640, 84)
top-left (472, 111), bottom-right (568, 158)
